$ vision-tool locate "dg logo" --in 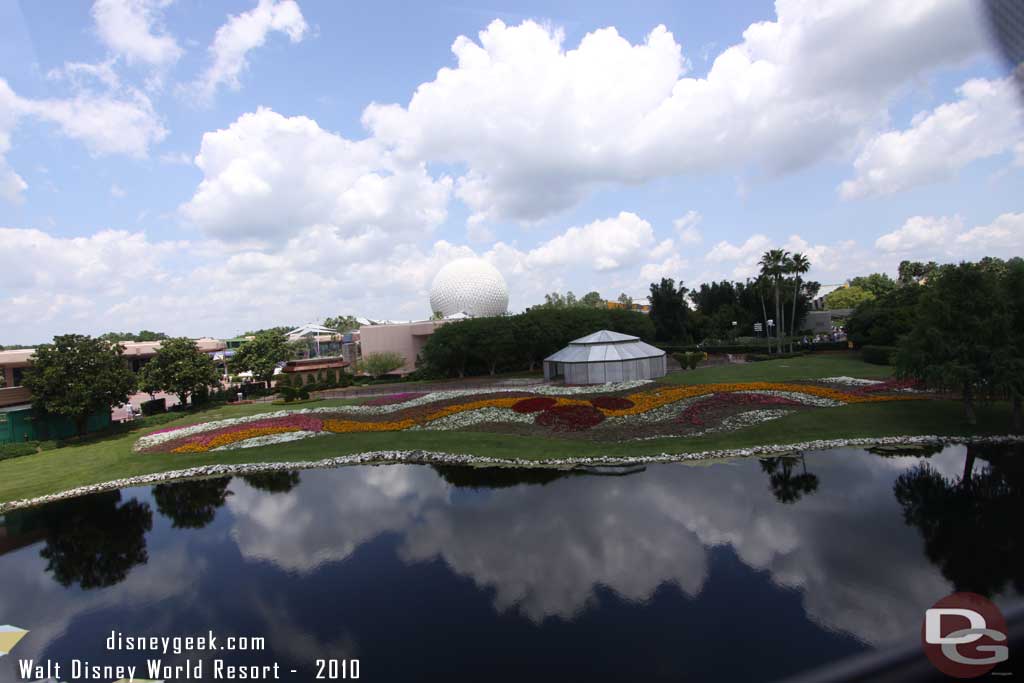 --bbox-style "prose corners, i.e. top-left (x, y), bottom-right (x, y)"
top-left (922, 593), bottom-right (1009, 679)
